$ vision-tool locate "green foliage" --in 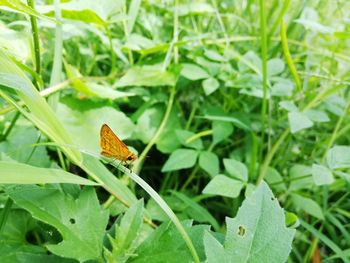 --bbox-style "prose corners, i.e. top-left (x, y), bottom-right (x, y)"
top-left (204, 182), bottom-right (295, 263)
top-left (1, 0), bottom-right (350, 261)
